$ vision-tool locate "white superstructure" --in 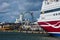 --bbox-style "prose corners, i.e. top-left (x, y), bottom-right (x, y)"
top-left (41, 0), bottom-right (60, 11)
top-left (38, 0), bottom-right (60, 22)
